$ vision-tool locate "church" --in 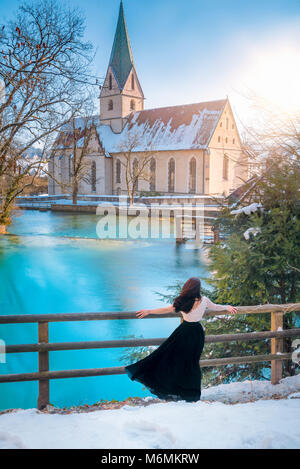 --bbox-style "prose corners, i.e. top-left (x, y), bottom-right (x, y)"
top-left (48, 1), bottom-right (248, 197)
